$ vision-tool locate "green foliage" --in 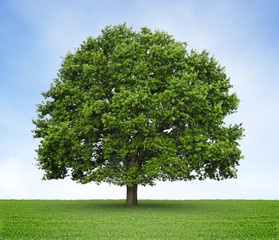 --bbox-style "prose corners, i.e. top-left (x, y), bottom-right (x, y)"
top-left (1, 200), bottom-right (278, 239)
top-left (33, 23), bottom-right (244, 186)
